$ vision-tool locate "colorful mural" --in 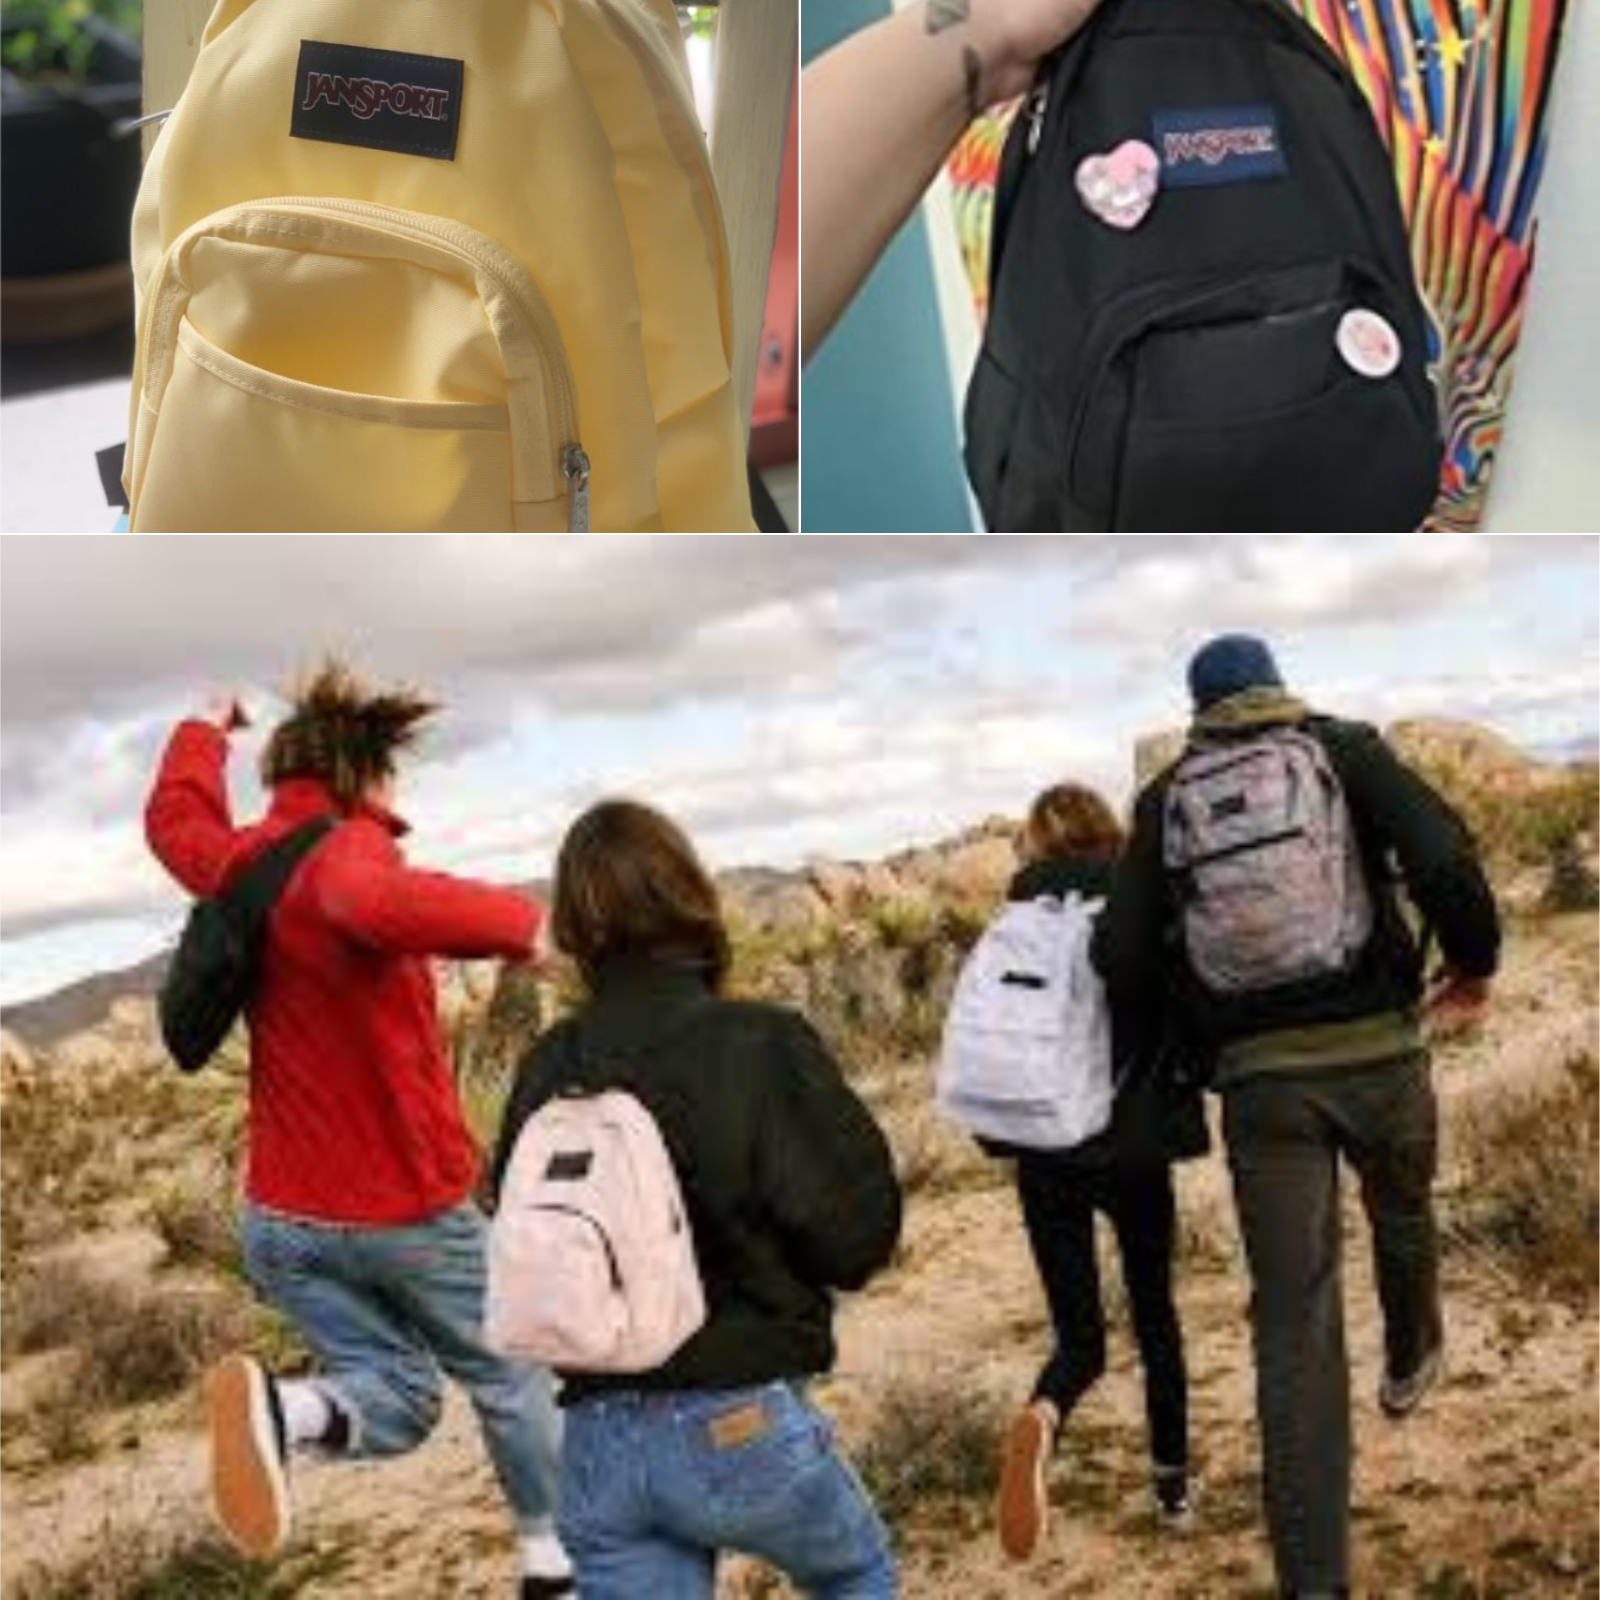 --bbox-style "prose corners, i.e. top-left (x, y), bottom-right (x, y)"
top-left (947, 0), bottom-right (1572, 529)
